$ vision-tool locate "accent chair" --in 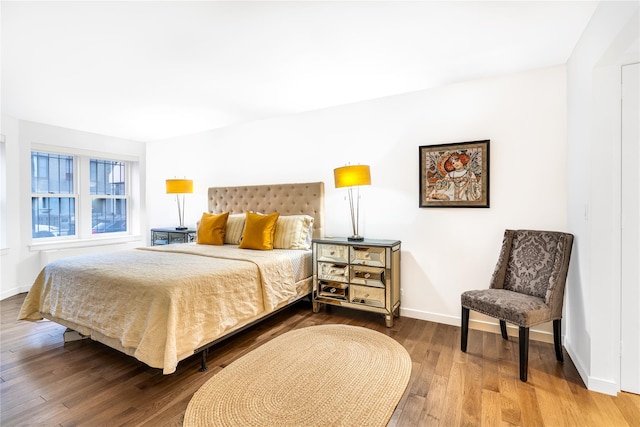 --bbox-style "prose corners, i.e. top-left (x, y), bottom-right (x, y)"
top-left (460, 229), bottom-right (574, 382)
